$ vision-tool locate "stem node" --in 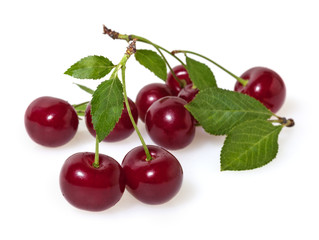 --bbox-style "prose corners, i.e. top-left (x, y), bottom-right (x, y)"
top-left (126, 39), bottom-right (137, 56)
